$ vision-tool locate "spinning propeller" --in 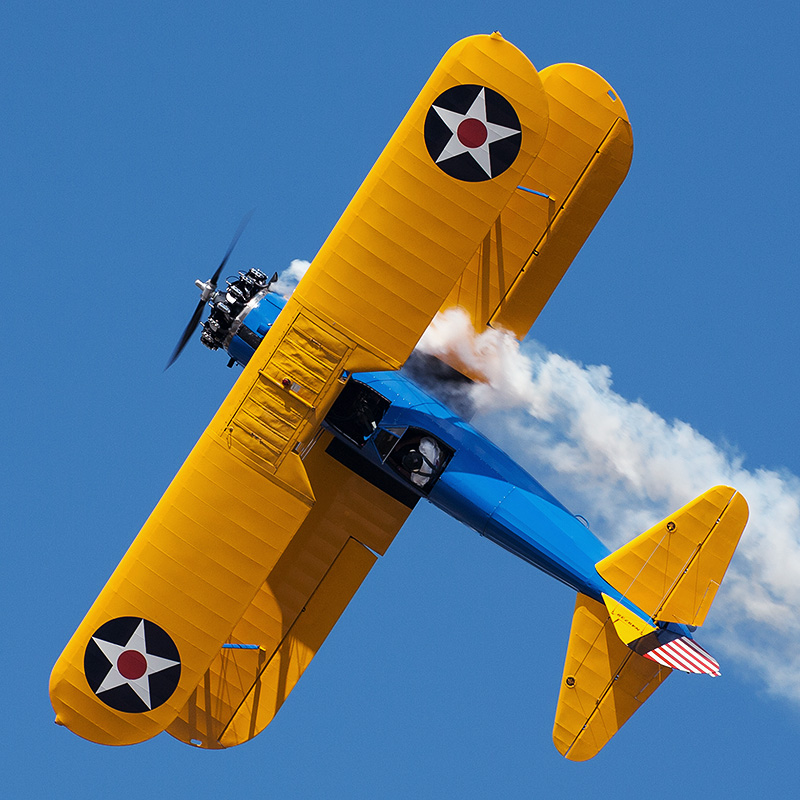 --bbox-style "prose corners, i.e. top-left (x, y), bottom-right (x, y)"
top-left (165, 210), bottom-right (255, 370)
